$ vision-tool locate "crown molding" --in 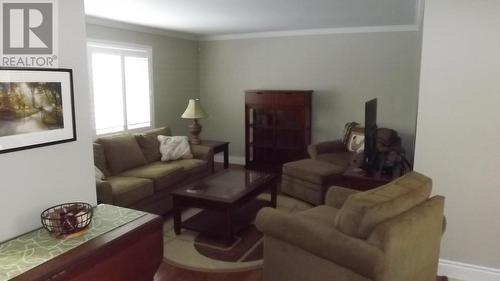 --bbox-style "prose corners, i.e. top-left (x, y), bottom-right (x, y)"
top-left (85, 16), bottom-right (199, 41)
top-left (200, 25), bottom-right (420, 41)
top-left (86, 8), bottom-right (423, 43)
